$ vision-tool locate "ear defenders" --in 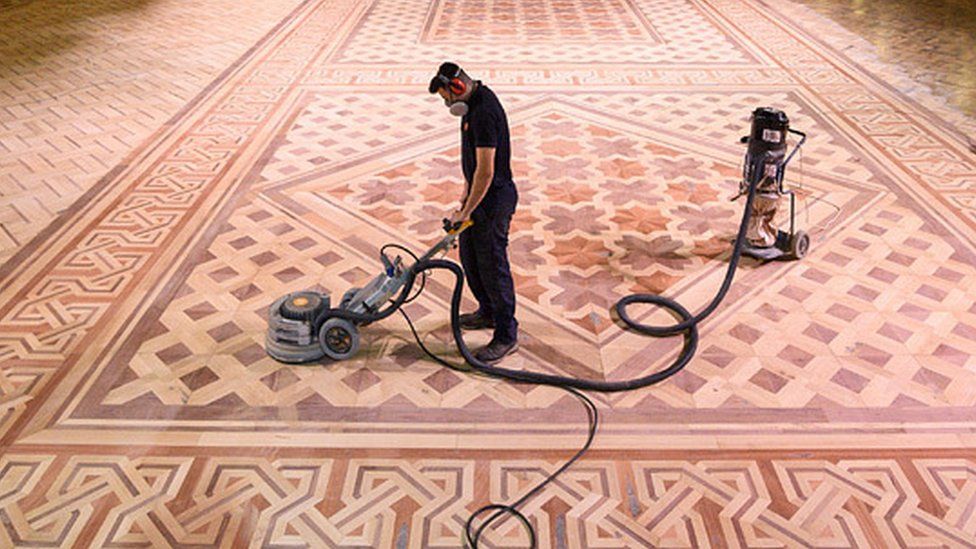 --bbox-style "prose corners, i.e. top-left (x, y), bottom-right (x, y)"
top-left (447, 75), bottom-right (466, 96)
top-left (433, 63), bottom-right (466, 95)
top-left (430, 63), bottom-right (470, 117)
